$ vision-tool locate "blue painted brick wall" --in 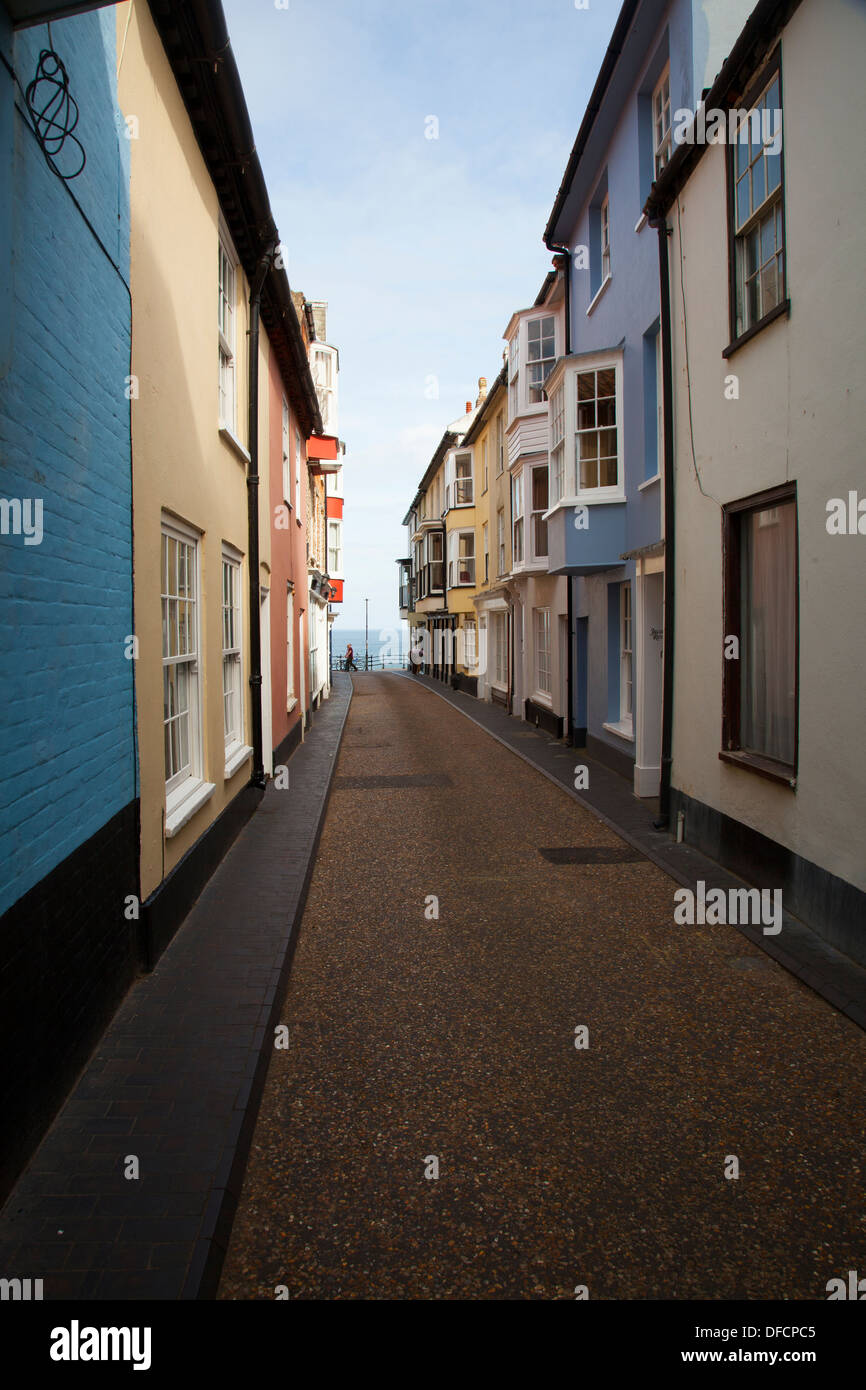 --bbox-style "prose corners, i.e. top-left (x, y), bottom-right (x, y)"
top-left (0, 6), bottom-right (135, 918)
